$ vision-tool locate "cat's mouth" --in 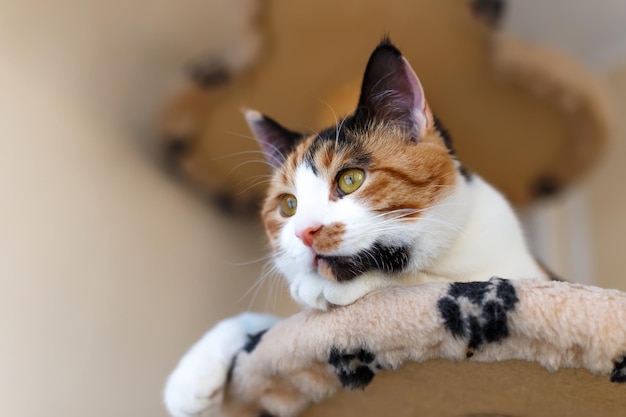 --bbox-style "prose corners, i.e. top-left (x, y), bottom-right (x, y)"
top-left (314, 243), bottom-right (411, 282)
